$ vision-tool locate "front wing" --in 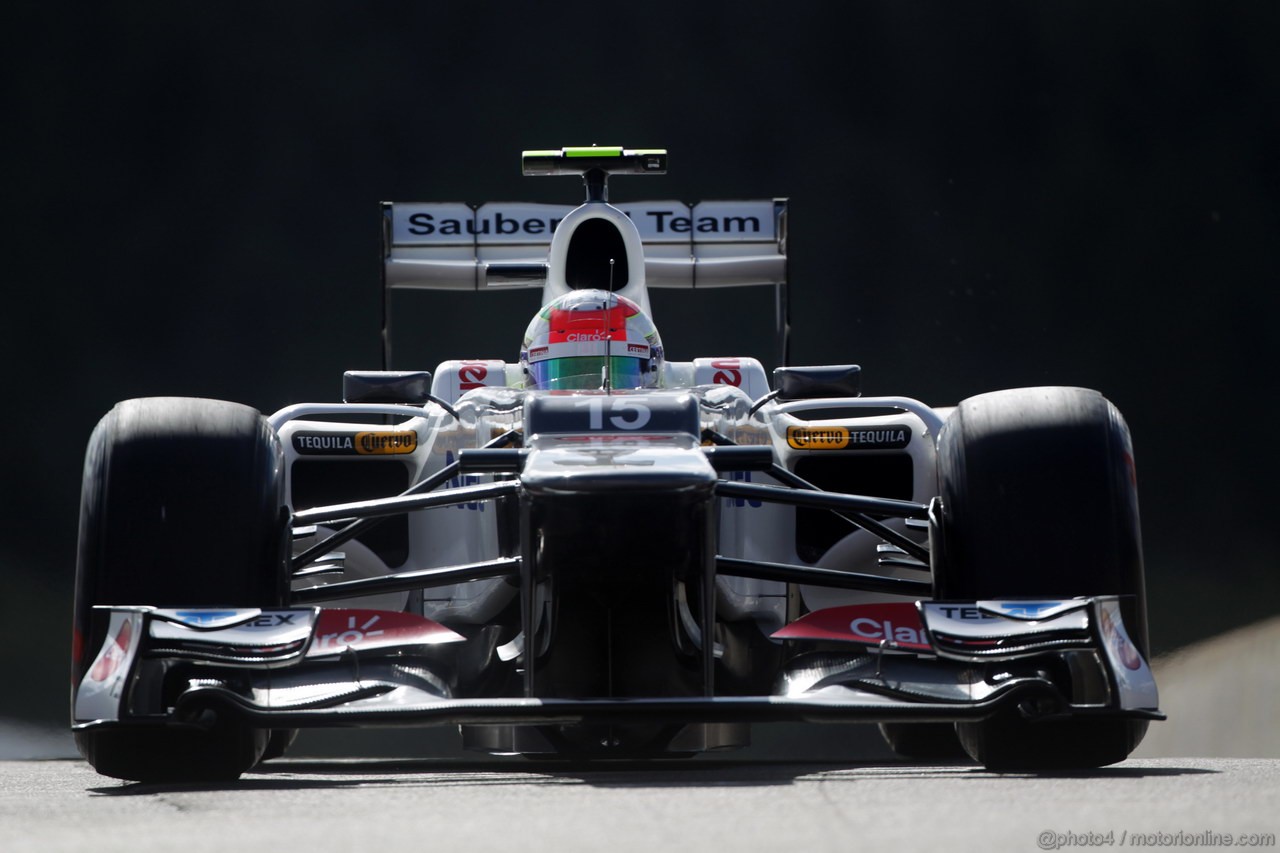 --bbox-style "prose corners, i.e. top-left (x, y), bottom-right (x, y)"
top-left (73, 598), bottom-right (1161, 736)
